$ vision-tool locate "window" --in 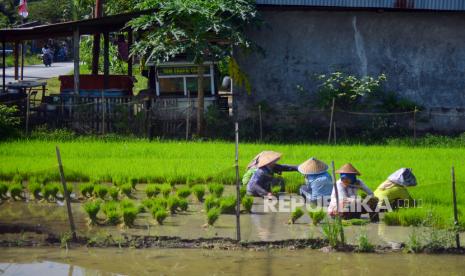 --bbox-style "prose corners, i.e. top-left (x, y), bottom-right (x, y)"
top-left (158, 78), bottom-right (184, 95)
top-left (156, 64), bottom-right (215, 96)
top-left (186, 77), bottom-right (212, 95)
